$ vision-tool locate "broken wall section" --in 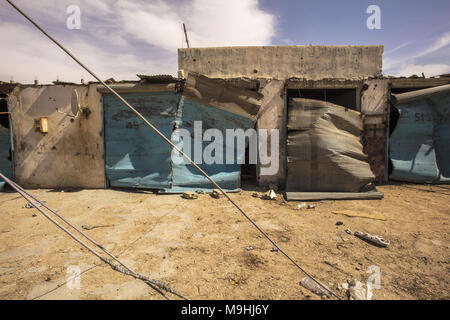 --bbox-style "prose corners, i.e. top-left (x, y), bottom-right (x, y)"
top-left (9, 84), bottom-right (104, 188)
